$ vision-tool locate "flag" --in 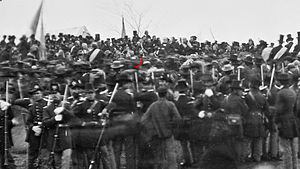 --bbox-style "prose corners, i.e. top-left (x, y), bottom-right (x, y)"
top-left (39, 5), bottom-right (46, 60)
top-left (30, 0), bottom-right (46, 60)
top-left (121, 16), bottom-right (126, 38)
top-left (30, 0), bottom-right (43, 35)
